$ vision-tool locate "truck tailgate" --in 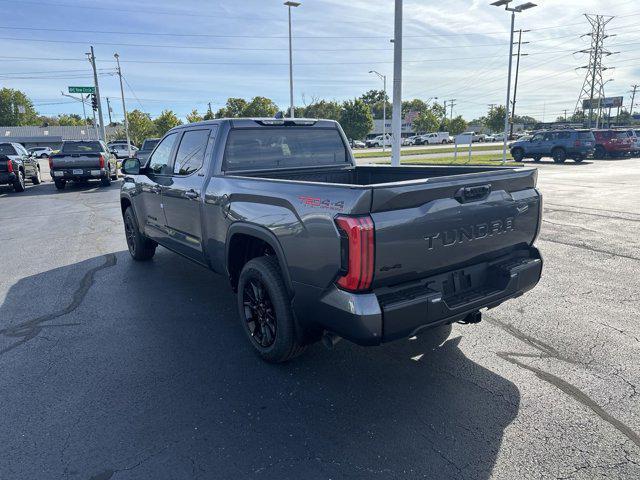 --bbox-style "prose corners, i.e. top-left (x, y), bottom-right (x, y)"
top-left (51, 154), bottom-right (102, 169)
top-left (370, 168), bottom-right (541, 288)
